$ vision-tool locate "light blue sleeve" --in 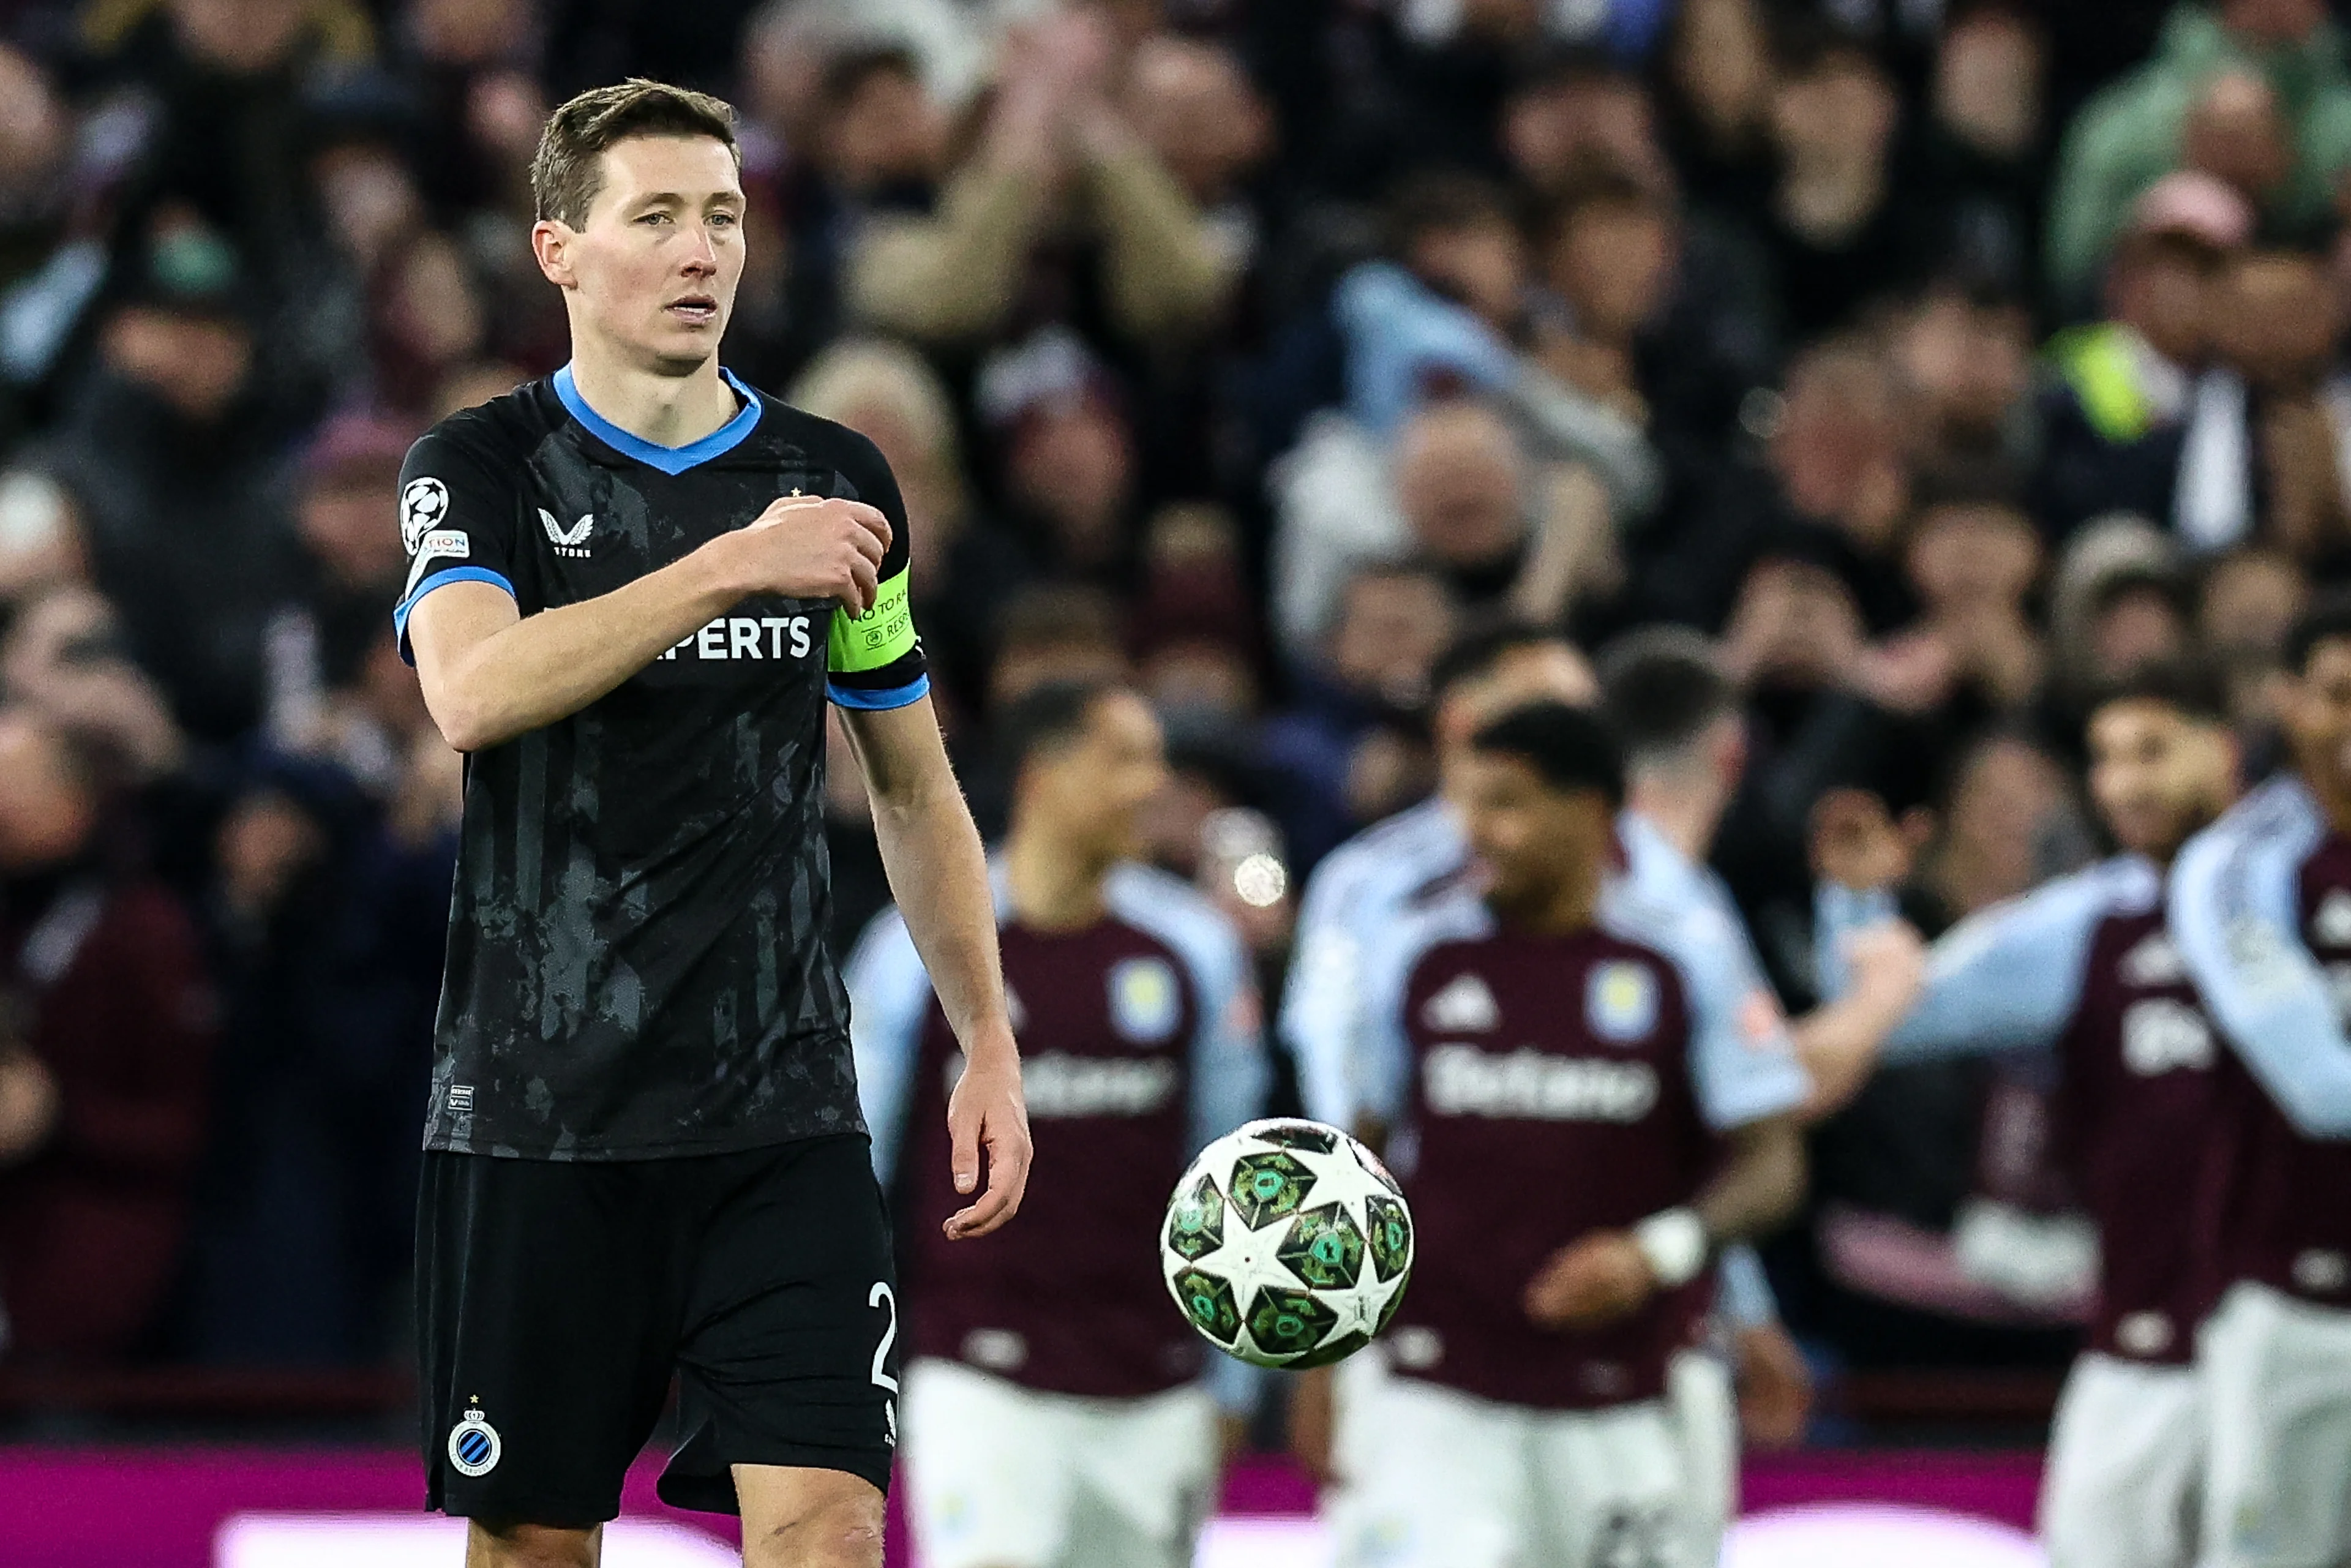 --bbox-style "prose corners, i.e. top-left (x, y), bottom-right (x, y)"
top-left (844, 906), bottom-right (937, 1184)
top-left (1716, 1243), bottom-right (1779, 1330)
top-left (1331, 261), bottom-right (1518, 437)
top-left (1282, 847), bottom-right (1369, 1128)
top-left (1633, 882), bottom-right (1812, 1131)
top-left (1179, 915), bottom-right (1271, 1160)
top-left (1821, 868), bottom-right (2127, 1066)
top-left (2170, 784), bottom-right (2351, 1138)
top-left (1354, 914), bottom-right (1427, 1128)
